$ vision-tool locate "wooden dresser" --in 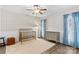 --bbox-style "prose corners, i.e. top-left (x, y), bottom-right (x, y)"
top-left (45, 31), bottom-right (60, 42)
top-left (7, 37), bottom-right (15, 45)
